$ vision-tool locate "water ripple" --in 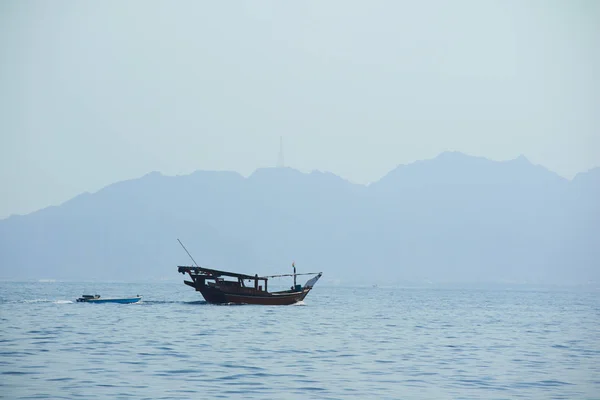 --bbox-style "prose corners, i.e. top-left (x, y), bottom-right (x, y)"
top-left (0, 282), bottom-right (598, 399)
